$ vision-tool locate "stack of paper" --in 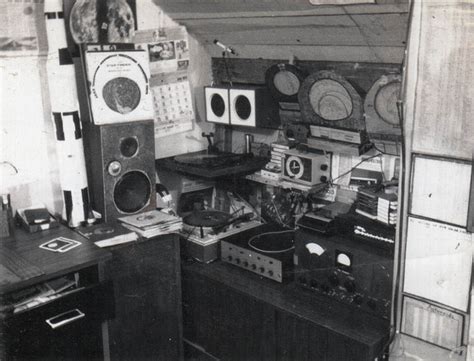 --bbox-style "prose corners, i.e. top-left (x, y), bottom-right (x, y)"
top-left (119, 210), bottom-right (182, 238)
